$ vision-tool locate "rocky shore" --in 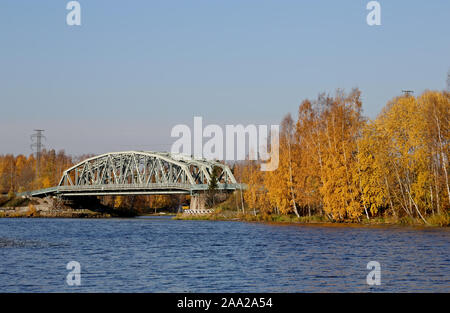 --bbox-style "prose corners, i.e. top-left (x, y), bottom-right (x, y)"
top-left (0, 197), bottom-right (110, 218)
